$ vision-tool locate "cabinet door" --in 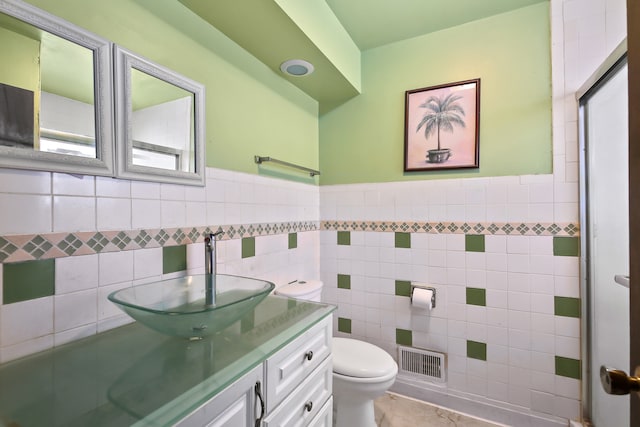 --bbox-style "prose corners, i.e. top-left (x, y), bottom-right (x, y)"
top-left (177, 365), bottom-right (263, 427)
